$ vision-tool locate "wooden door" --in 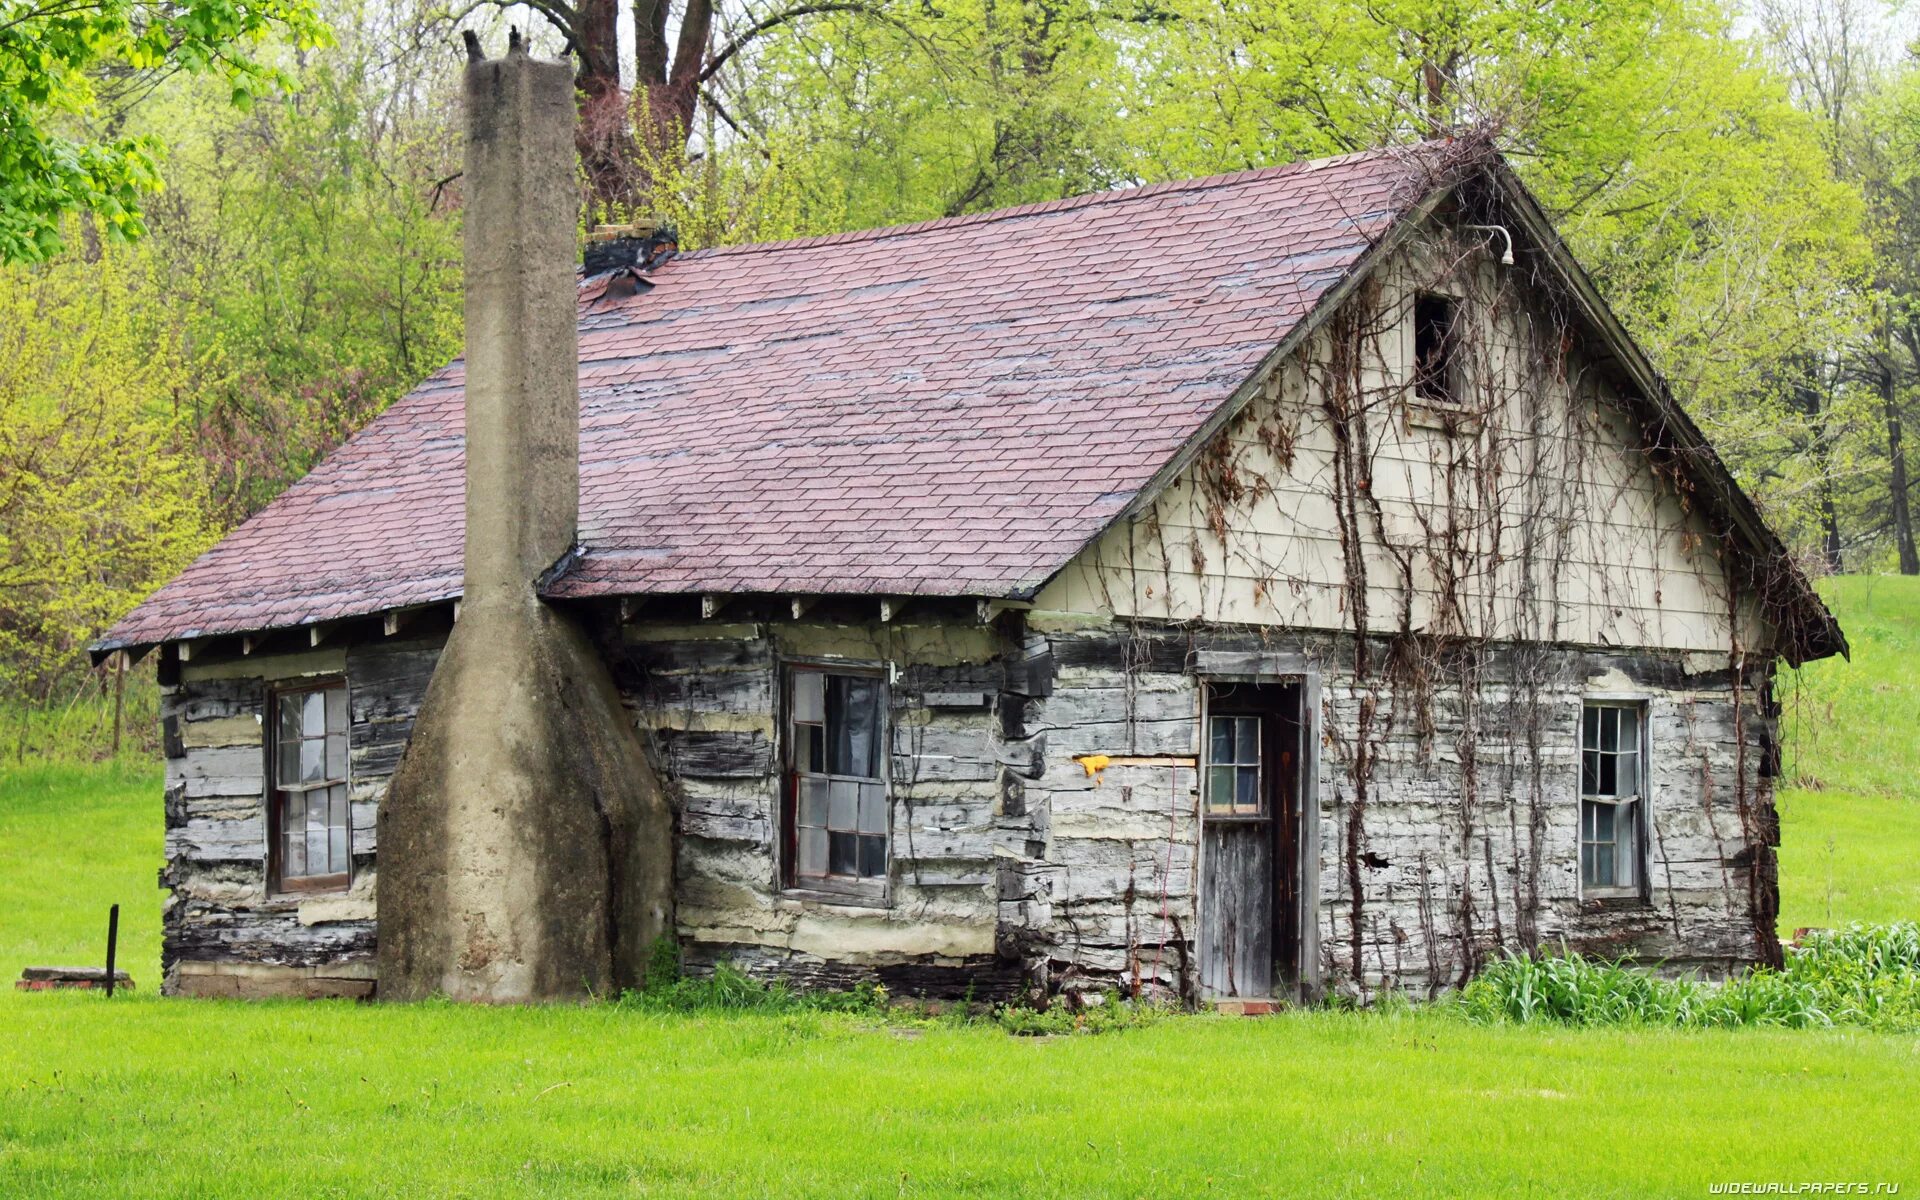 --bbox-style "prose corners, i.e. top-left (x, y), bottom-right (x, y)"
top-left (1199, 683), bottom-right (1303, 1000)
